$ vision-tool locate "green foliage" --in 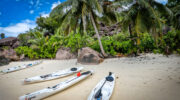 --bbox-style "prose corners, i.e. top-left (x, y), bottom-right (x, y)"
top-left (167, 0), bottom-right (180, 30)
top-left (0, 33), bottom-right (5, 39)
top-left (165, 30), bottom-right (179, 48)
top-left (177, 49), bottom-right (180, 54)
top-left (90, 30), bottom-right (179, 55)
top-left (153, 49), bottom-right (161, 54)
top-left (2, 46), bottom-right (10, 50)
top-left (16, 29), bottom-right (180, 59)
top-left (16, 31), bottom-right (91, 59)
top-left (89, 33), bottom-right (133, 56)
top-left (63, 33), bottom-right (89, 52)
top-left (14, 0), bottom-right (180, 60)
top-left (15, 46), bottom-right (39, 59)
top-left (139, 33), bottom-right (156, 52)
top-left (28, 31), bottom-right (61, 58)
top-left (17, 28), bottom-right (43, 46)
top-left (36, 16), bottom-right (59, 33)
top-left (16, 30), bottom-right (60, 59)
top-left (18, 33), bottom-right (31, 46)
top-left (159, 30), bottom-right (180, 53)
top-left (116, 0), bottom-right (173, 40)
